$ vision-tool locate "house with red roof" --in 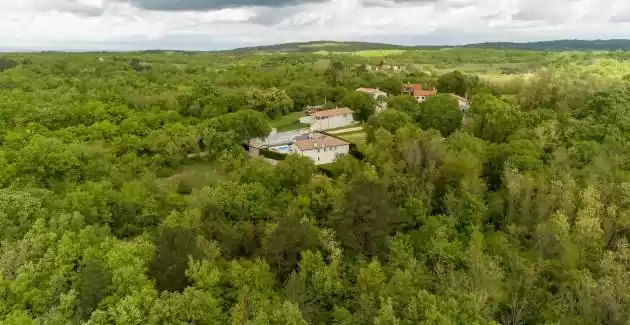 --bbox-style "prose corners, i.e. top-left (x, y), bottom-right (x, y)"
top-left (402, 84), bottom-right (437, 102)
top-left (291, 132), bottom-right (350, 165)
